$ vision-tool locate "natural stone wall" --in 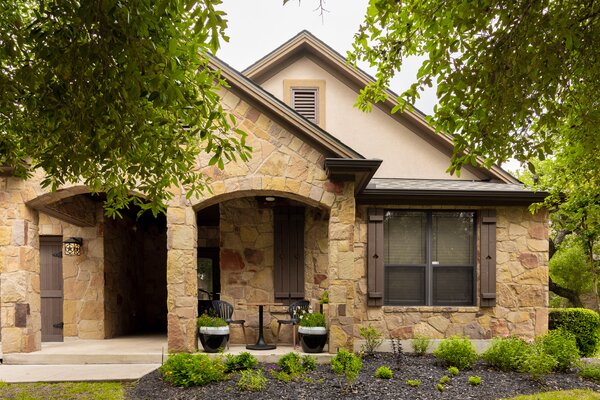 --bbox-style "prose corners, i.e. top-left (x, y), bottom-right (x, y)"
top-left (354, 205), bottom-right (549, 343)
top-left (39, 210), bottom-right (106, 339)
top-left (0, 177), bottom-right (41, 353)
top-left (218, 198), bottom-right (329, 344)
